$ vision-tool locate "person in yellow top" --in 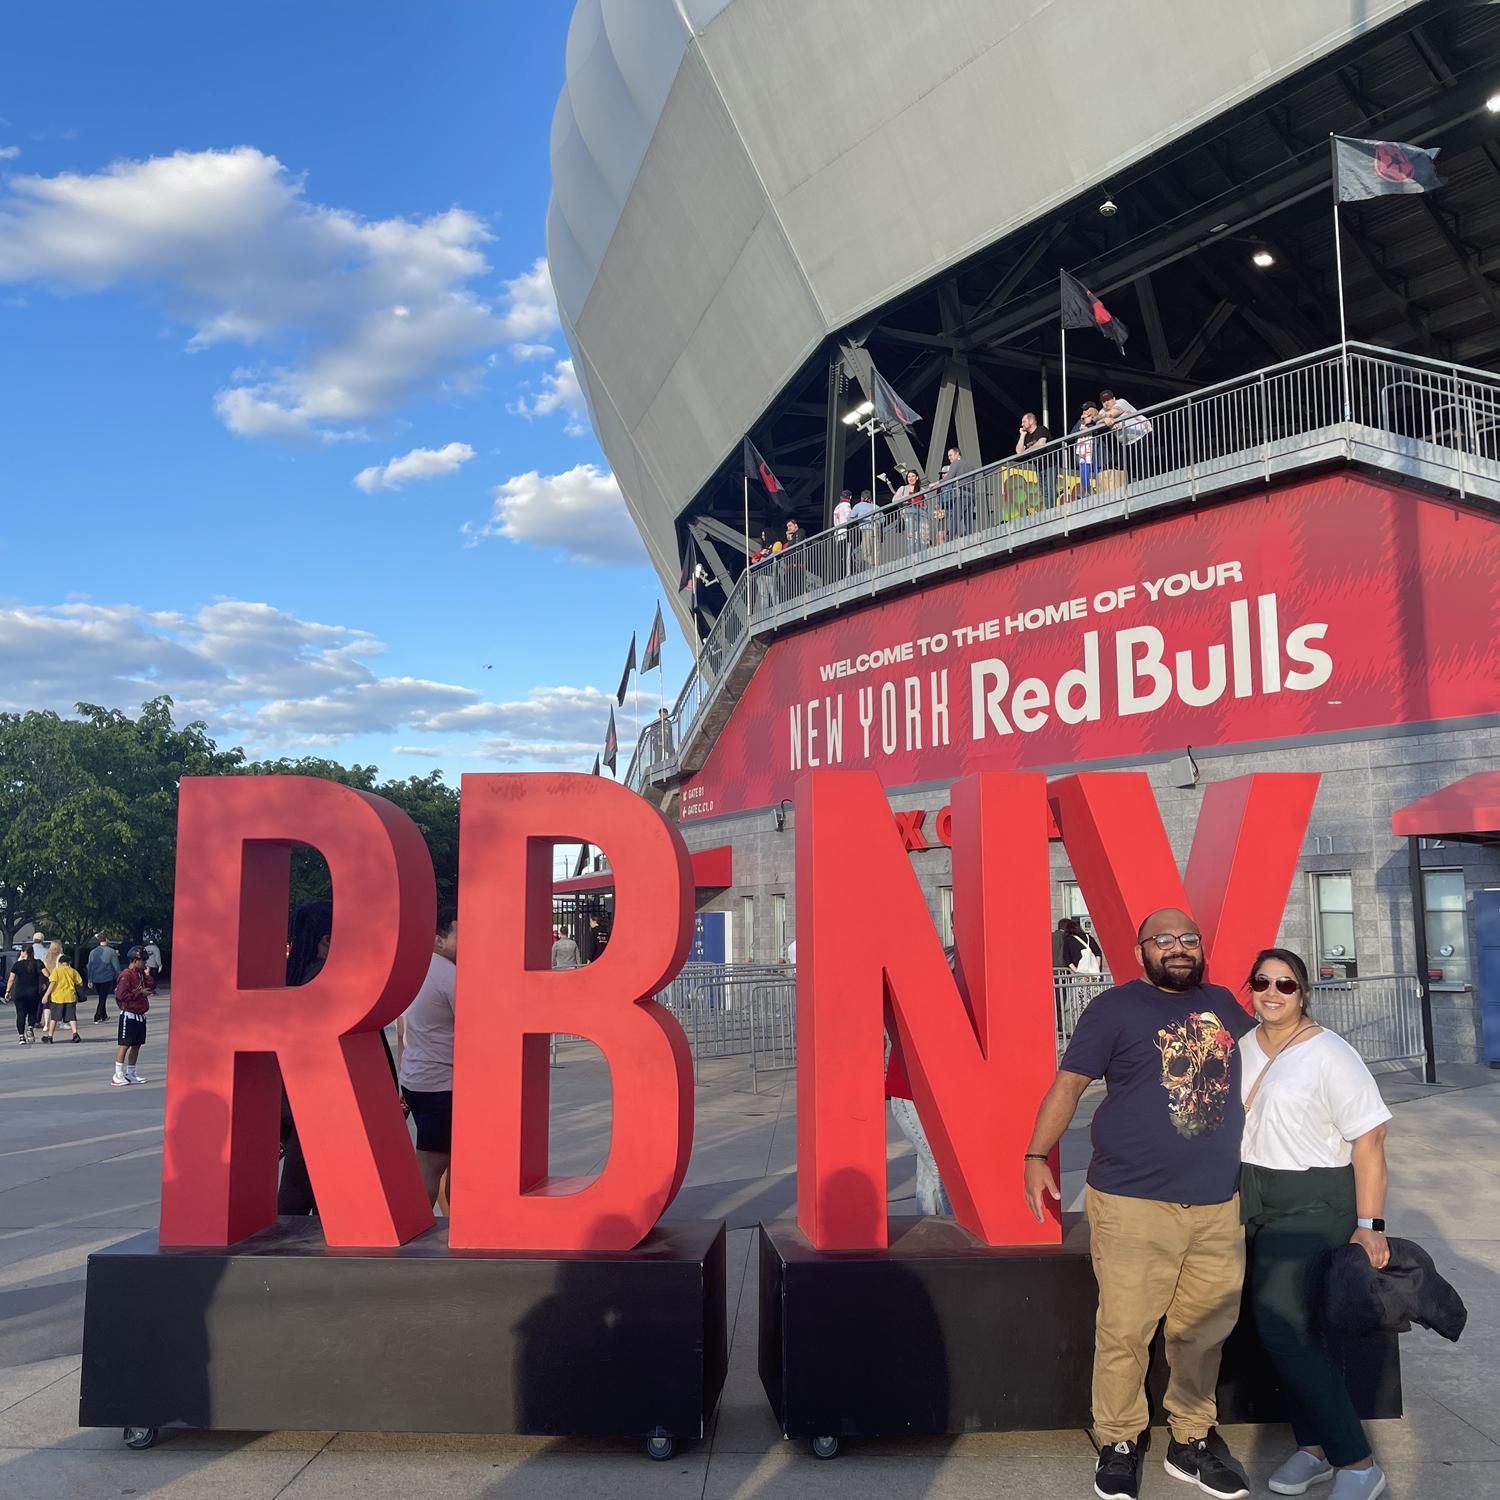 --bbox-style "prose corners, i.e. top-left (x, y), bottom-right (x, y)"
top-left (42, 958), bottom-right (84, 1043)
